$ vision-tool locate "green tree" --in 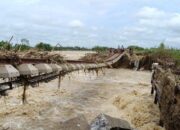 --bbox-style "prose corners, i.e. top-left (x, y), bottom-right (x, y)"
top-left (21, 38), bottom-right (29, 45)
top-left (158, 42), bottom-right (165, 50)
top-left (92, 46), bottom-right (108, 52)
top-left (35, 42), bottom-right (52, 51)
top-left (14, 44), bottom-right (31, 51)
top-left (0, 40), bottom-right (12, 50)
top-left (127, 45), bottom-right (144, 51)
